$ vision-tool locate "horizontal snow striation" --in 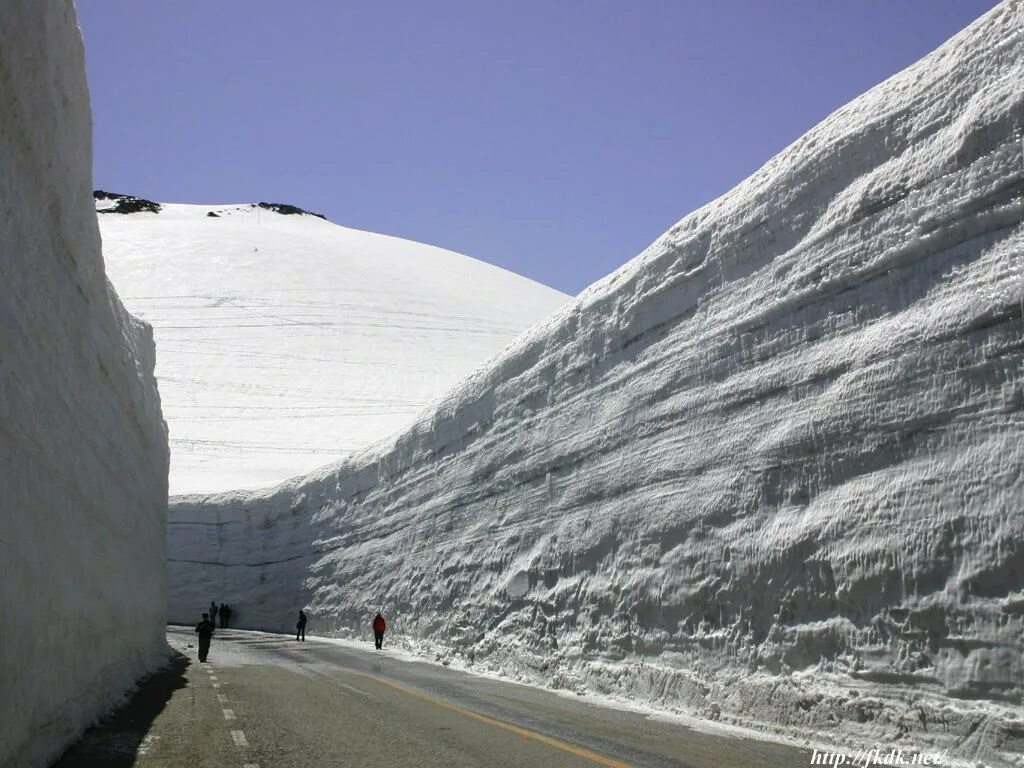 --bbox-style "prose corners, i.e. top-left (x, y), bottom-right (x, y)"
top-left (0, 3), bottom-right (169, 767)
top-left (98, 200), bottom-right (570, 496)
top-left (169, 2), bottom-right (1024, 760)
